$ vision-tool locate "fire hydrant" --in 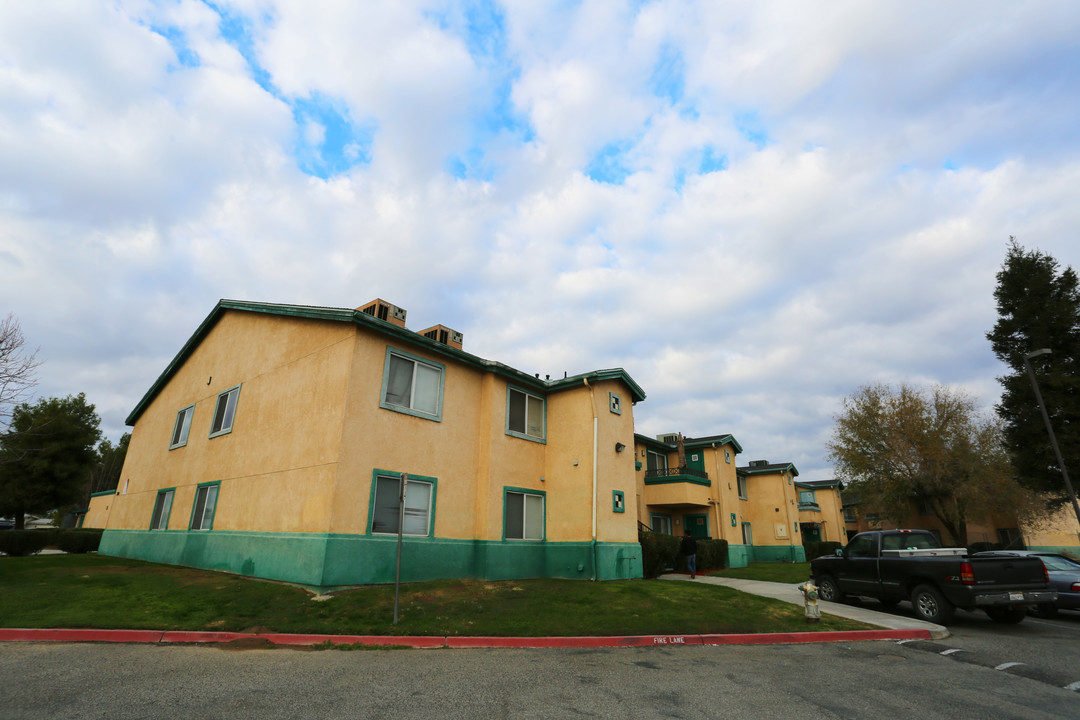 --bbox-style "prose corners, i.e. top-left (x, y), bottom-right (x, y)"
top-left (798, 580), bottom-right (821, 623)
